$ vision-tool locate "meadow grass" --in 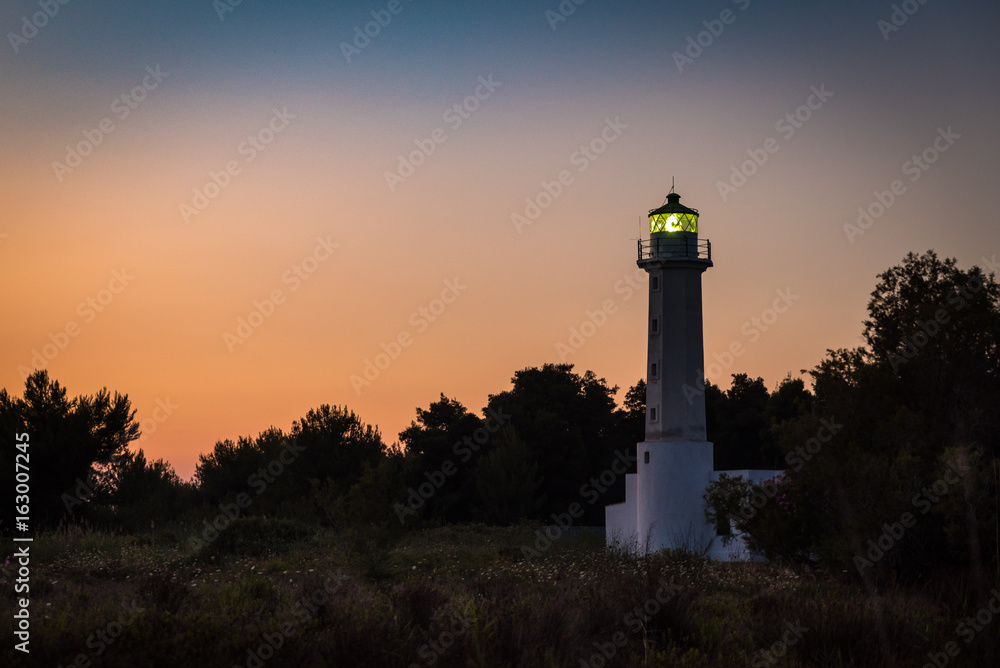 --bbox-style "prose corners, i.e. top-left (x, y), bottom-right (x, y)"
top-left (1, 520), bottom-right (995, 667)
